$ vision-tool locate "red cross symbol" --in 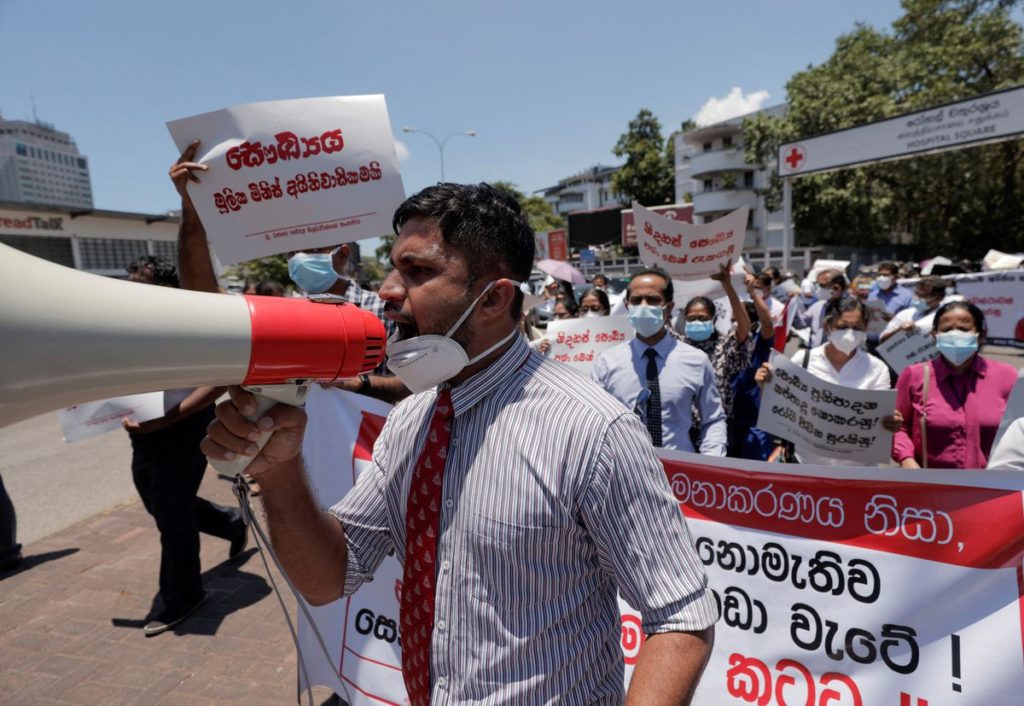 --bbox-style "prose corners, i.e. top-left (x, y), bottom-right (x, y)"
top-left (784, 146), bottom-right (805, 170)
